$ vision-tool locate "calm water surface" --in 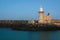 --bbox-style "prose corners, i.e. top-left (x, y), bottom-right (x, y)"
top-left (0, 28), bottom-right (60, 40)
